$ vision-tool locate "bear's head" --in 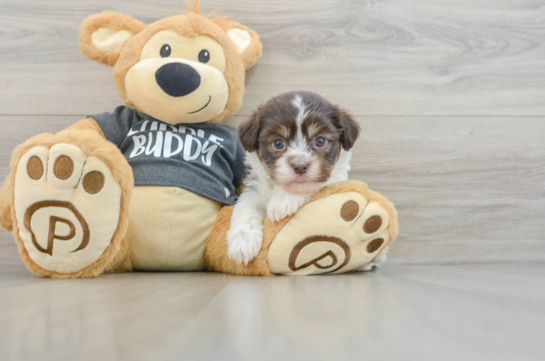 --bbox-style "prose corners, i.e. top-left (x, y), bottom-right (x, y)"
top-left (79, 2), bottom-right (262, 124)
